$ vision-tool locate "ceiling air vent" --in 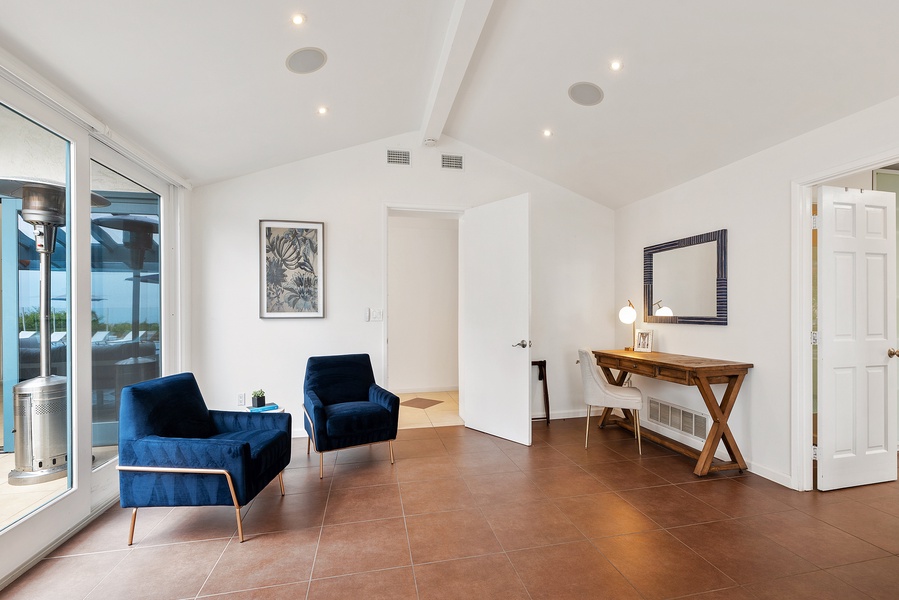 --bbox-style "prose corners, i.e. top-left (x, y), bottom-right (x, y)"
top-left (441, 154), bottom-right (464, 170)
top-left (387, 148), bottom-right (411, 166)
